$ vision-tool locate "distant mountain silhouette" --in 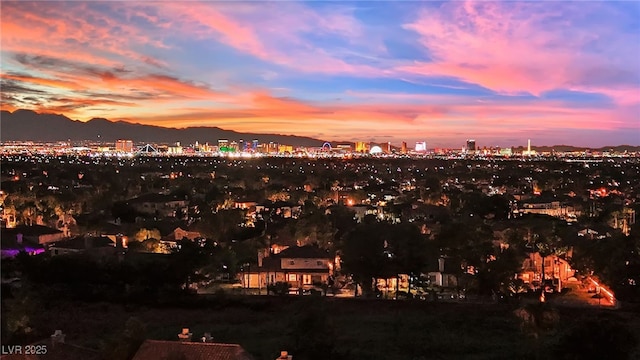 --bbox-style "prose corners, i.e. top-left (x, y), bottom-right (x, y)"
top-left (1, 109), bottom-right (638, 151)
top-left (0, 109), bottom-right (327, 146)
